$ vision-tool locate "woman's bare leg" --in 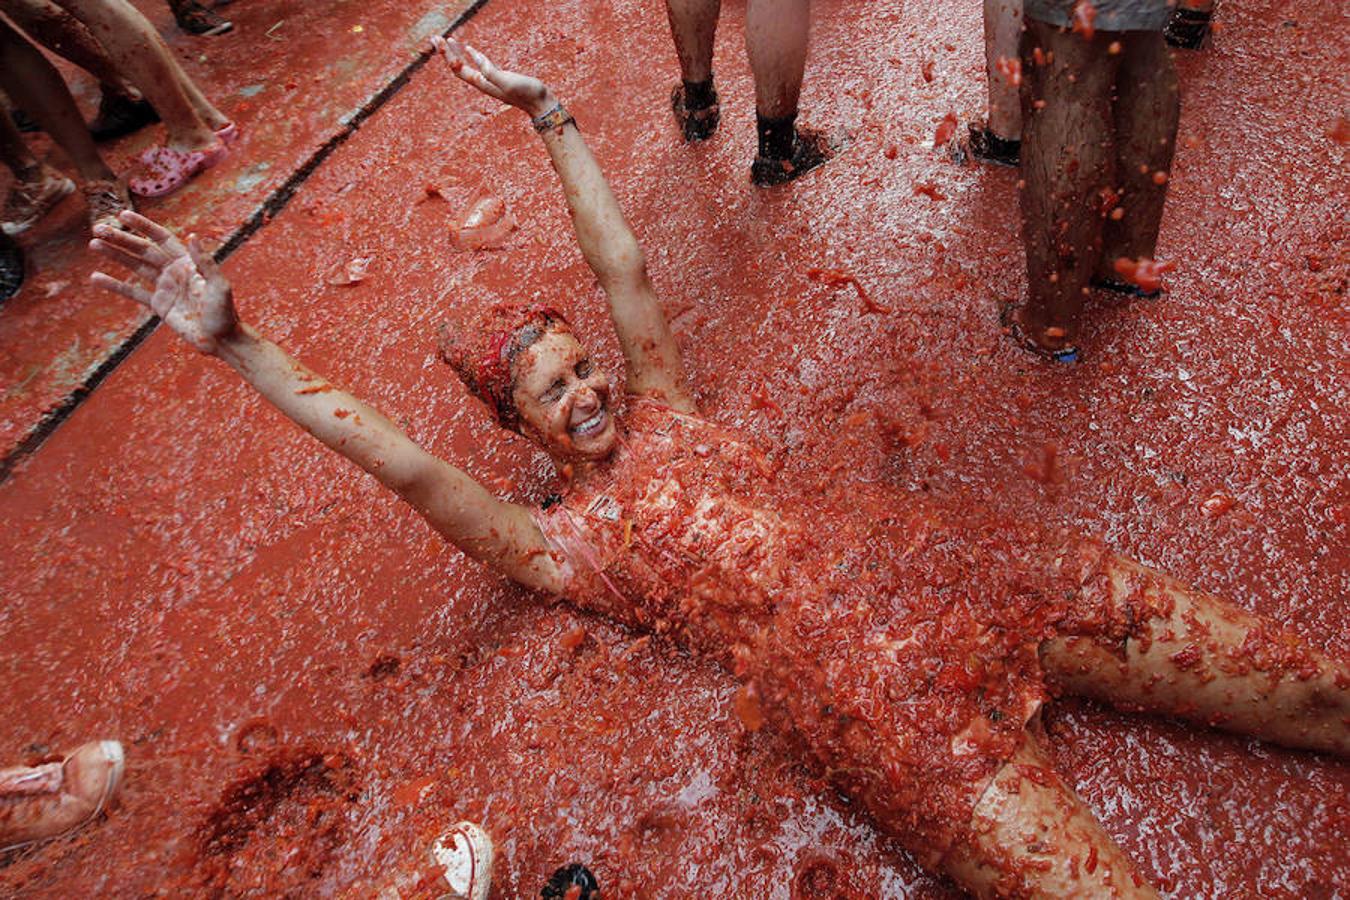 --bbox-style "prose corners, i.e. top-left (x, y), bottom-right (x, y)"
top-left (1045, 549), bottom-right (1349, 757)
top-left (943, 734), bottom-right (1158, 898)
top-left (52, 0), bottom-right (226, 149)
